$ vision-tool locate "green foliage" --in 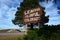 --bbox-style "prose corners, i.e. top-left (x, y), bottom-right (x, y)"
top-left (38, 25), bottom-right (60, 40)
top-left (23, 25), bottom-right (60, 40)
top-left (12, 0), bottom-right (49, 25)
top-left (12, 0), bottom-right (41, 25)
top-left (23, 30), bottom-right (39, 40)
top-left (23, 30), bottom-right (47, 40)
